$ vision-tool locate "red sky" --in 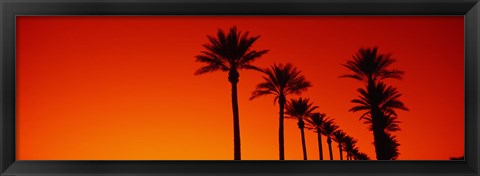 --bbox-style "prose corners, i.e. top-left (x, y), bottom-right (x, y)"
top-left (16, 16), bottom-right (464, 160)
